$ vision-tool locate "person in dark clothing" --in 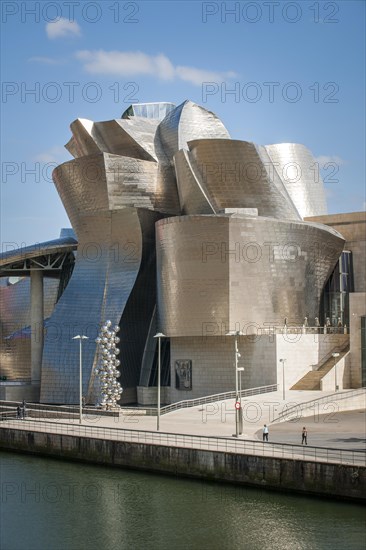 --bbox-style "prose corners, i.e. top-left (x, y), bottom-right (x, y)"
top-left (302, 427), bottom-right (308, 445)
top-left (16, 406), bottom-right (21, 419)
